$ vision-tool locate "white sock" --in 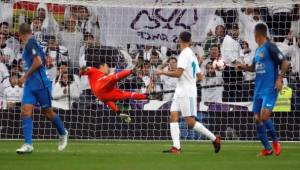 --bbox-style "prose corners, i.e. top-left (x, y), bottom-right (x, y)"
top-left (193, 122), bottom-right (216, 141)
top-left (170, 122), bottom-right (180, 149)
